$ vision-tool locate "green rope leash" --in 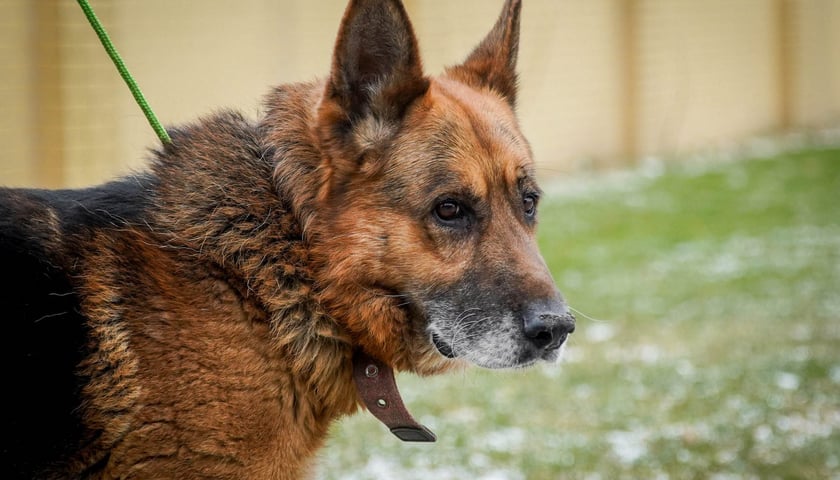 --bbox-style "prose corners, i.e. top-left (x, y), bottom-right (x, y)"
top-left (76, 0), bottom-right (171, 144)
